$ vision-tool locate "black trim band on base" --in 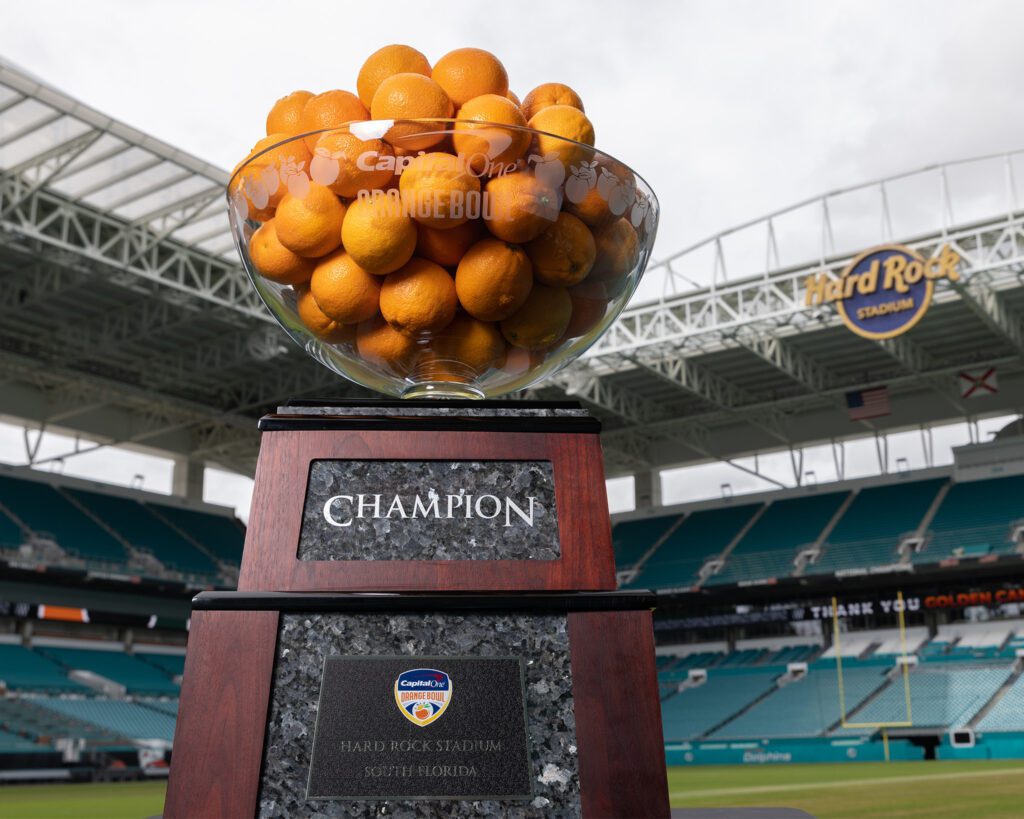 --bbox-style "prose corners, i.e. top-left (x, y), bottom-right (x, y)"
top-left (191, 590), bottom-right (657, 613)
top-left (257, 414), bottom-right (602, 434)
top-left (283, 398), bottom-right (585, 410)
